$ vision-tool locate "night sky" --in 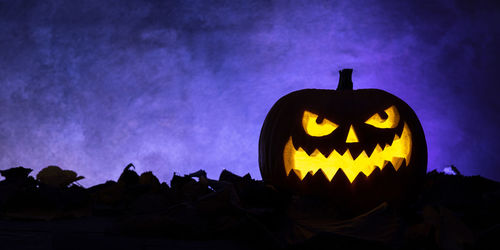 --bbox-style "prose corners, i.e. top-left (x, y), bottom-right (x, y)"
top-left (1, 0), bottom-right (499, 186)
